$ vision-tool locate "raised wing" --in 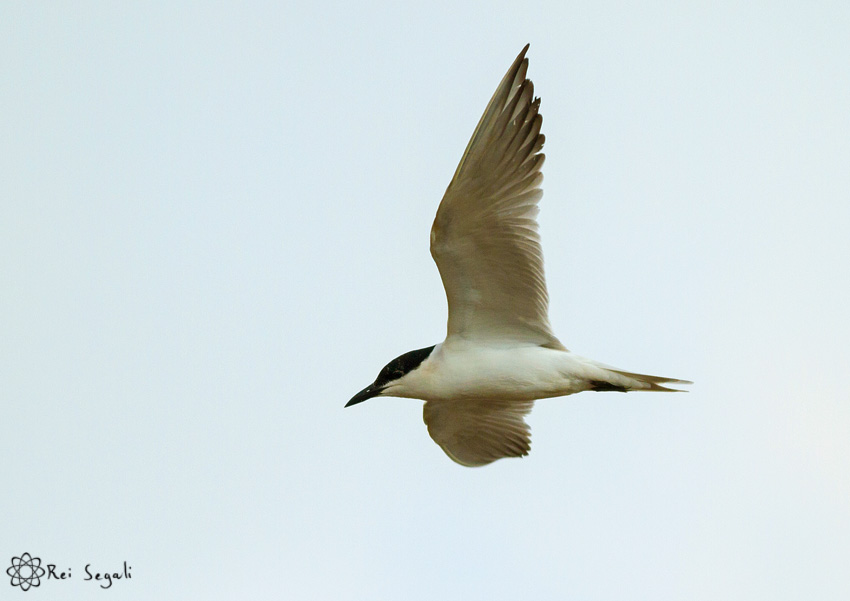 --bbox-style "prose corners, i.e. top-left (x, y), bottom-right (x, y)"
top-left (430, 44), bottom-right (562, 348)
top-left (423, 399), bottom-right (534, 467)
